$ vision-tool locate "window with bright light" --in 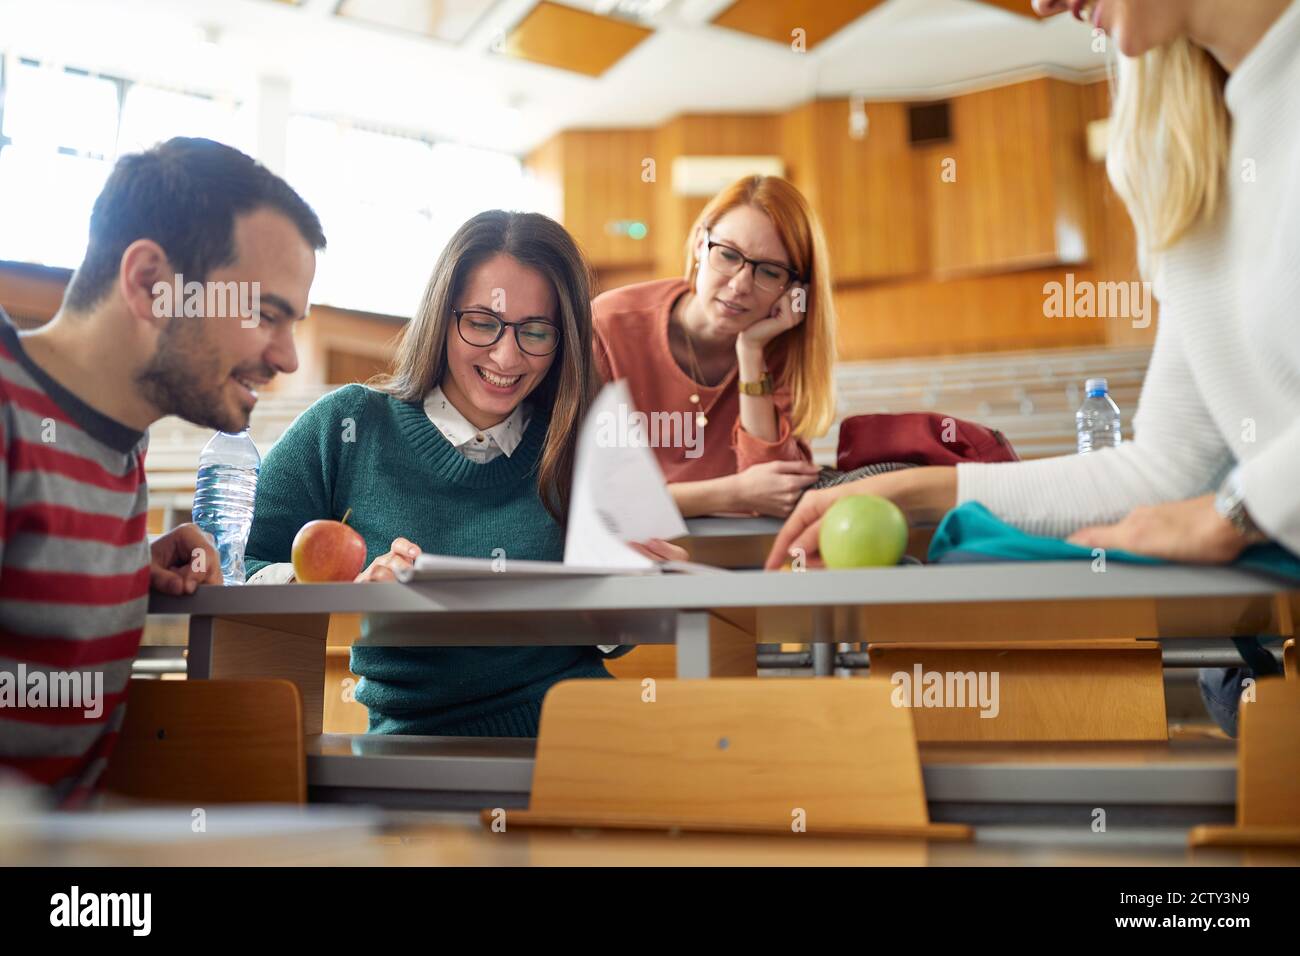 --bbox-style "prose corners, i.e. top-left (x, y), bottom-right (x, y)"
top-left (0, 54), bottom-right (540, 317)
top-left (0, 55), bottom-right (248, 270)
top-left (286, 116), bottom-right (541, 317)
top-left (117, 84), bottom-right (253, 157)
